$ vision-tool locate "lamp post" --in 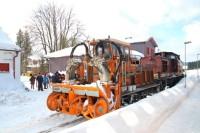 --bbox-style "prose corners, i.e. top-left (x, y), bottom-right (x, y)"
top-left (125, 36), bottom-right (133, 40)
top-left (197, 53), bottom-right (200, 79)
top-left (184, 41), bottom-right (192, 88)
